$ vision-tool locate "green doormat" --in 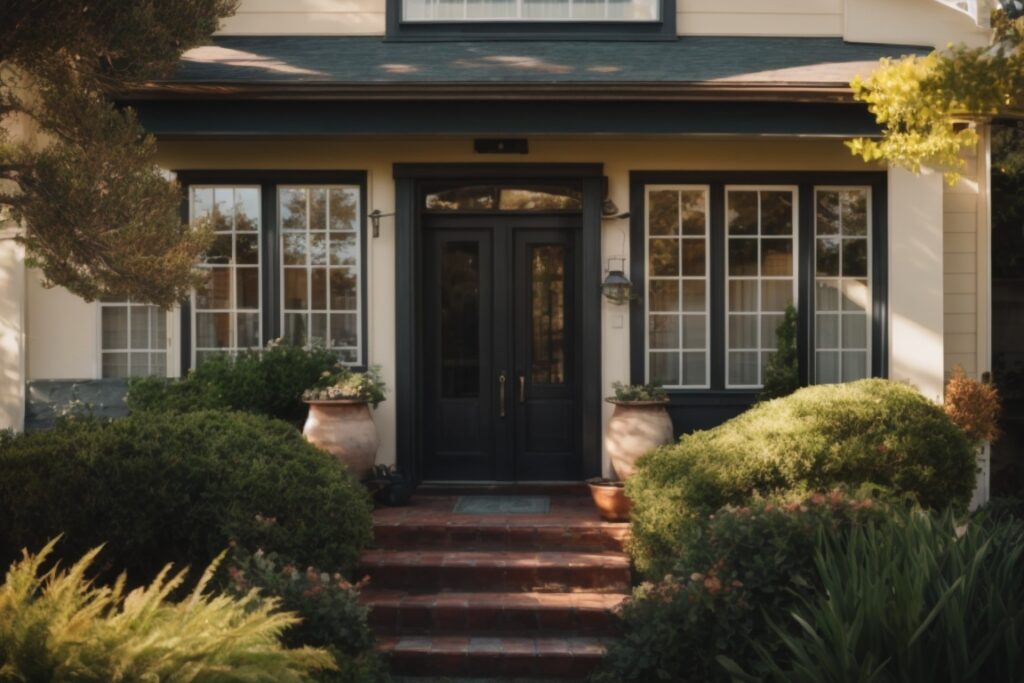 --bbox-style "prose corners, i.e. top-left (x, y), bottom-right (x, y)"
top-left (453, 496), bottom-right (550, 514)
